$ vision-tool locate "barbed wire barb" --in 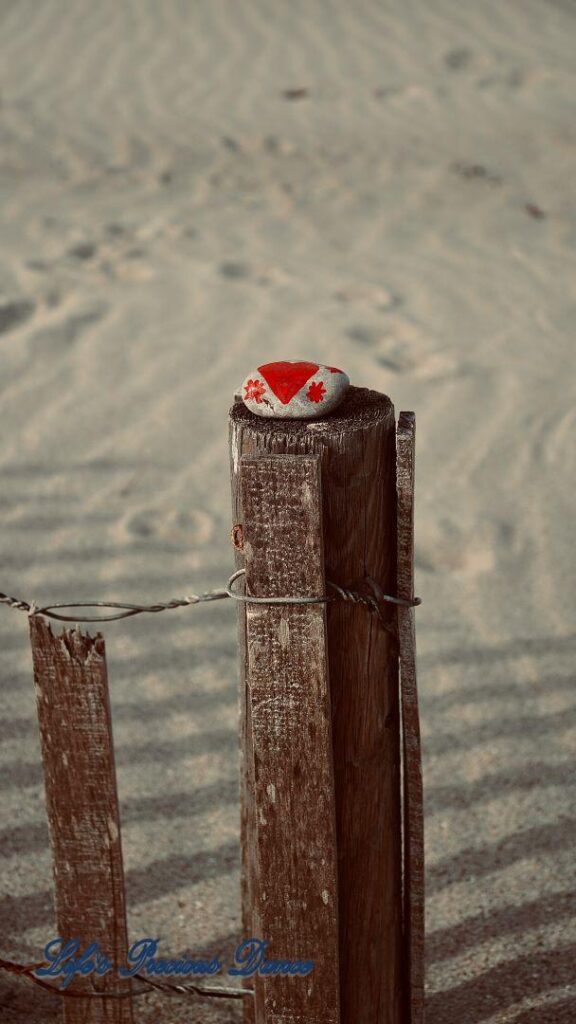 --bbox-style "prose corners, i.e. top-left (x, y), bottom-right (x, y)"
top-left (0, 570), bottom-right (420, 625)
